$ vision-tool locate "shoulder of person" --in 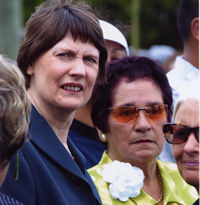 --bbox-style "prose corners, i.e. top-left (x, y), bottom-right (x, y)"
top-left (0, 192), bottom-right (23, 205)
